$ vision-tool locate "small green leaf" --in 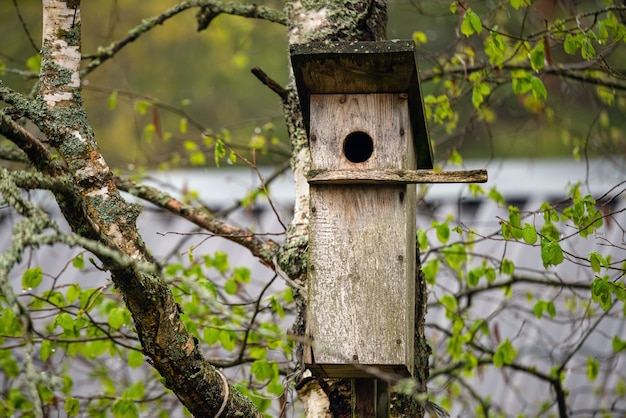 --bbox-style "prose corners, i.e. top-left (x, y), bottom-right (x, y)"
top-left (128, 349), bottom-right (144, 368)
top-left (530, 76), bottom-right (548, 100)
top-left (65, 397), bottom-right (80, 416)
top-left (179, 117), bottom-right (188, 134)
top-left (435, 221), bottom-right (450, 244)
top-left (124, 381), bottom-right (145, 400)
top-left (108, 90), bottom-right (118, 110)
top-left (461, 9), bottom-right (482, 37)
top-left (541, 240), bottom-right (564, 268)
top-left (26, 54), bottom-right (41, 72)
top-left (493, 338), bottom-right (517, 367)
top-left (72, 254), bottom-right (85, 269)
top-left (501, 258), bottom-right (515, 275)
top-left (412, 31), bottom-right (428, 45)
top-left (417, 229), bottom-right (429, 250)
top-left (224, 279), bottom-right (238, 295)
top-left (468, 267), bottom-right (484, 286)
top-left (533, 301), bottom-right (544, 318)
top-left (203, 327), bottom-right (220, 345)
top-left (613, 335), bottom-right (626, 352)
top-left (422, 259), bottom-right (439, 285)
top-left (219, 330), bottom-right (237, 351)
top-left (564, 34), bottom-right (580, 55)
top-left (40, 340), bottom-right (54, 362)
top-left (522, 223), bottom-right (538, 244)
top-left (22, 267), bottom-right (43, 290)
top-left (55, 312), bottom-right (74, 331)
top-left (529, 43), bottom-right (545, 71)
top-left (214, 139), bottom-right (226, 167)
top-left (587, 357), bottom-right (600, 381)
top-left (66, 284), bottom-right (80, 303)
top-left (588, 251), bottom-right (607, 273)
top-left (108, 307), bottom-right (128, 329)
